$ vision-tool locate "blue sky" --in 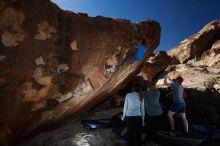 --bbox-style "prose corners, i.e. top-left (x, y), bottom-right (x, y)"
top-left (51, 0), bottom-right (220, 51)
